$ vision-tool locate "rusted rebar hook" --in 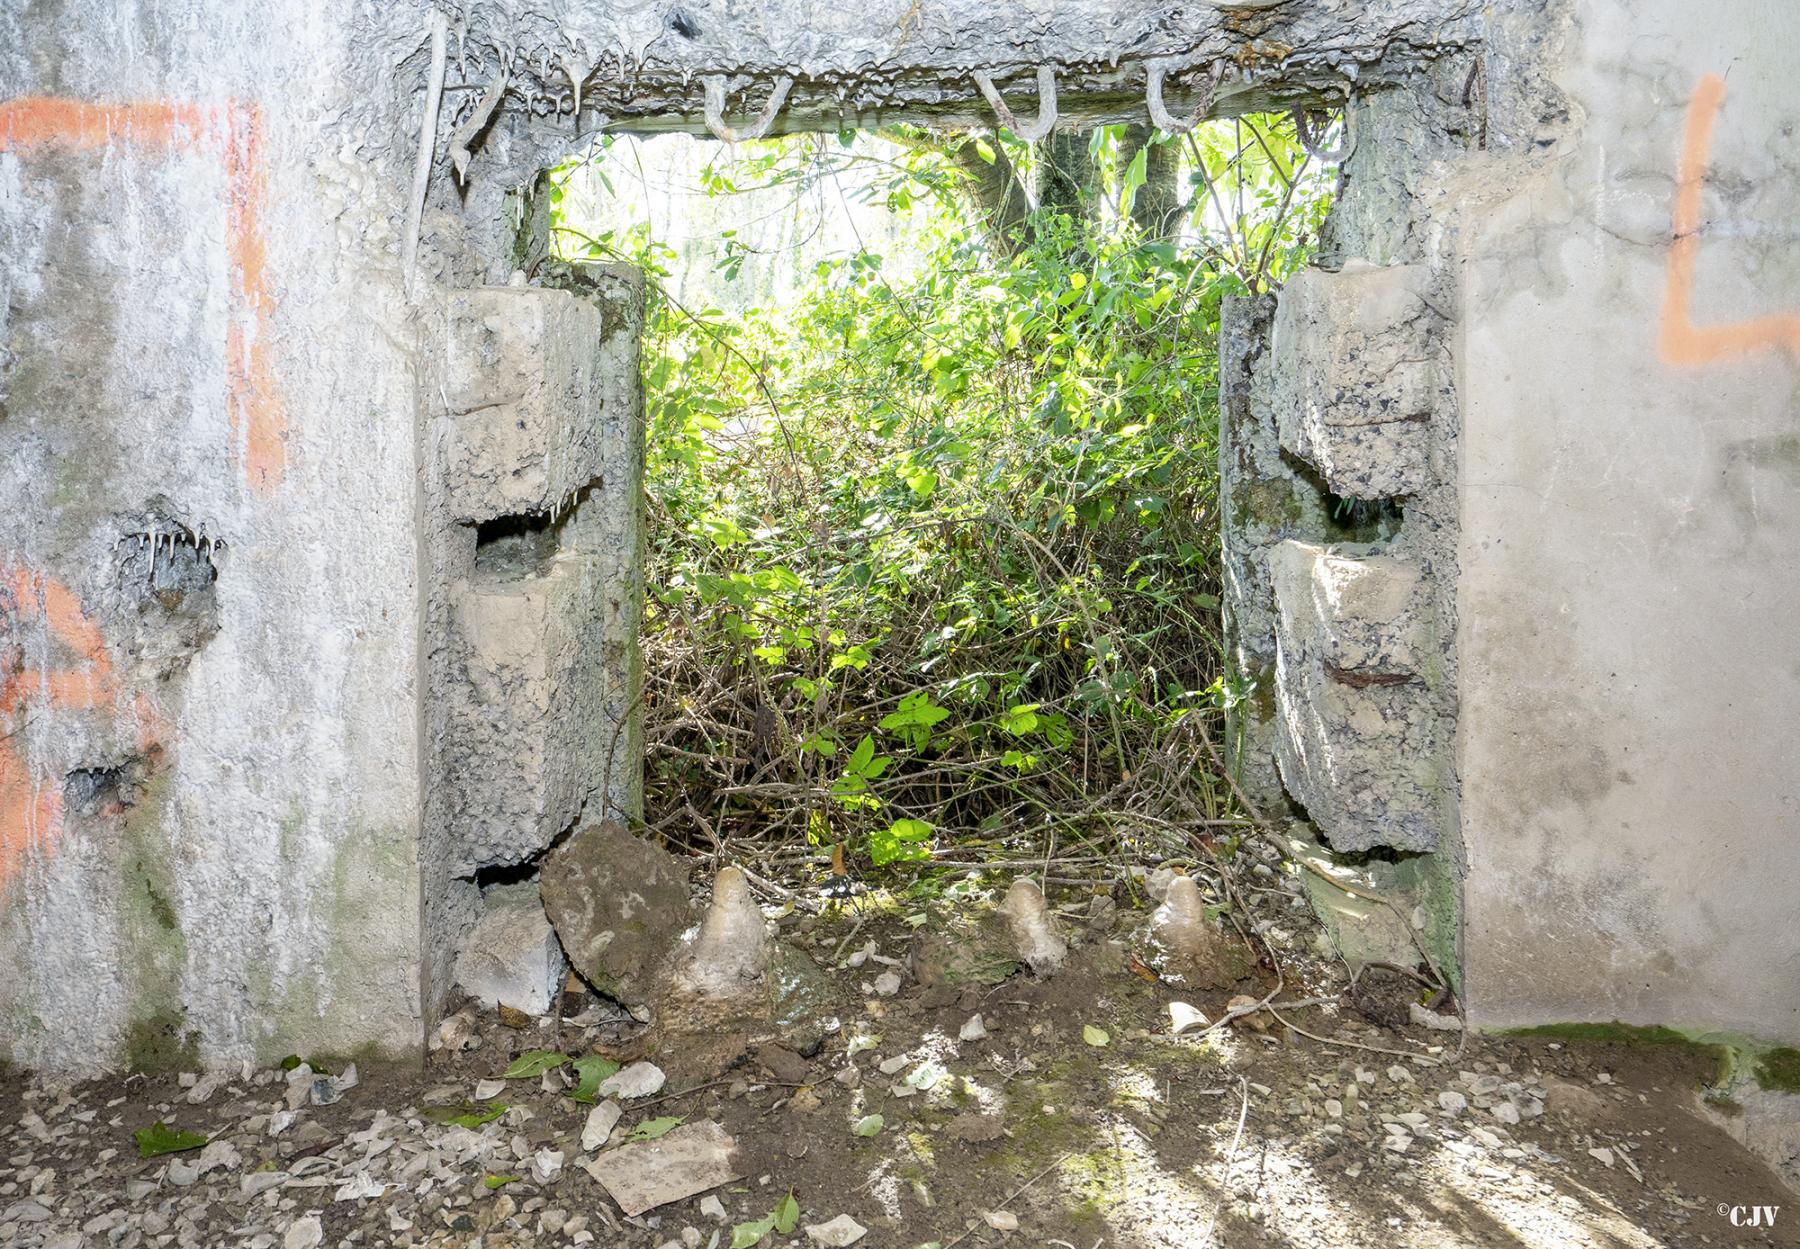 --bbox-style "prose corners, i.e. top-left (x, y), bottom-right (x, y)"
top-left (1291, 99), bottom-right (1358, 163)
top-left (702, 73), bottom-right (794, 143)
top-left (971, 65), bottom-right (1059, 142)
top-left (1144, 59), bottom-right (1225, 135)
